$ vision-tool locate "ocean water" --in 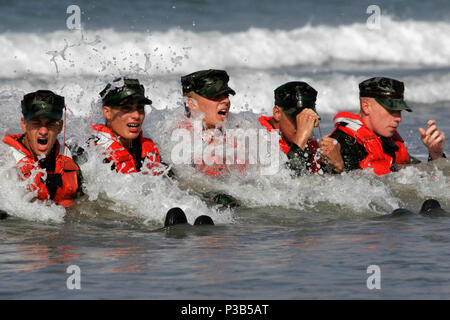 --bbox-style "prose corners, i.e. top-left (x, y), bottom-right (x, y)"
top-left (0, 0), bottom-right (449, 300)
